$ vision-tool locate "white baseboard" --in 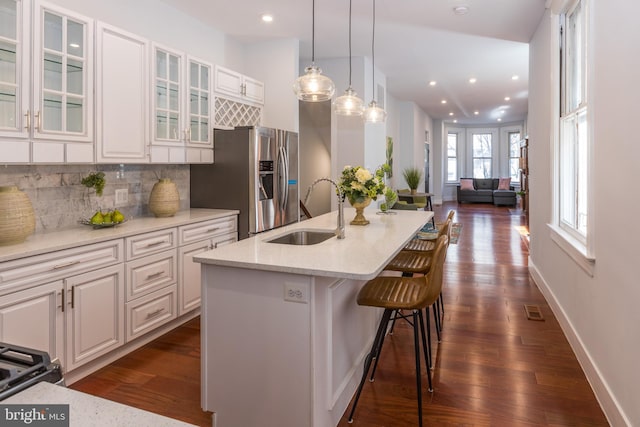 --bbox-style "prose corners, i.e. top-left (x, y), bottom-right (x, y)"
top-left (528, 258), bottom-right (629, 426)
